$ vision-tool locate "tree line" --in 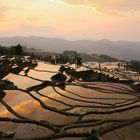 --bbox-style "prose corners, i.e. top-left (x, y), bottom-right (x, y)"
top-left (0, 44), bottom-right (23, 56)
top-left (0, 44), bottom-right (140, 72)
